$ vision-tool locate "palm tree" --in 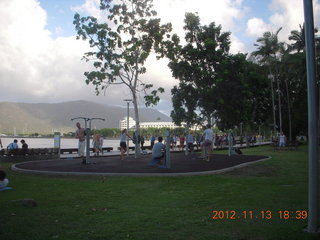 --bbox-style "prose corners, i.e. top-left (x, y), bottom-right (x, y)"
top-left (289, 24), bottom-right (306, 53)
top-left (251, 28), bottom-right (283, 135)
